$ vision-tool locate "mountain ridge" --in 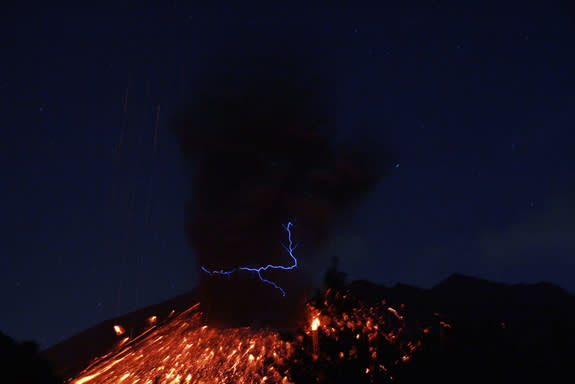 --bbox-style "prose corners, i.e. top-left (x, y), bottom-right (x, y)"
top-left (40, 273), bottom-right (575, 382)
